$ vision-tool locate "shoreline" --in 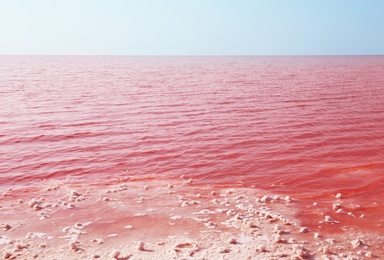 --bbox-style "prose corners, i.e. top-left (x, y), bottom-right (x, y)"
top-left (1, 176), bottom-right (383, 259)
